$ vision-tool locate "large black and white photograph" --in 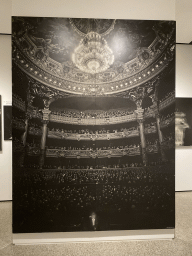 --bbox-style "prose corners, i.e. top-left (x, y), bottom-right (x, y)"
top-left (4, 105), bottom-right (12, 140)
top-left (12, 17), bottom-right (175, 234)
top-left (176, 98), bottom-right (192, 147)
